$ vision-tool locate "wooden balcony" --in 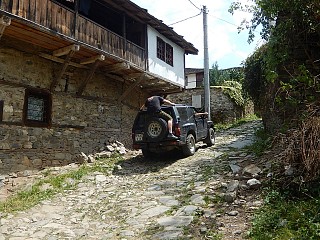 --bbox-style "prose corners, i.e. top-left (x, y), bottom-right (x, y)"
top-left (0, 0), bottom-right (146, 69)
